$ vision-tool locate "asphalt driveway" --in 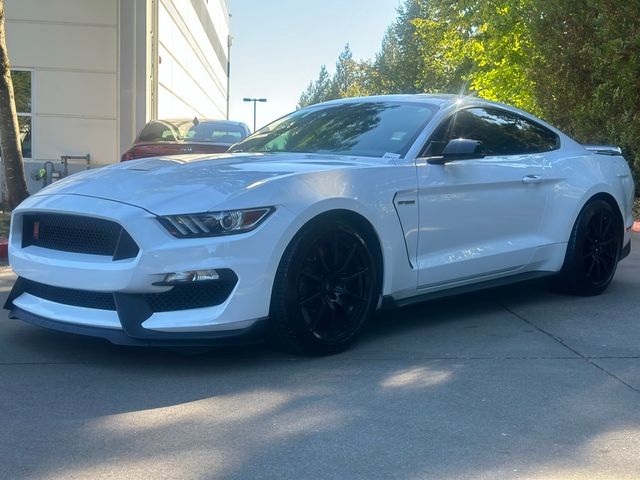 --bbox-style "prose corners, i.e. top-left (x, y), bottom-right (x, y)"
top-left (1, 235), bottom-right (639, 479)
